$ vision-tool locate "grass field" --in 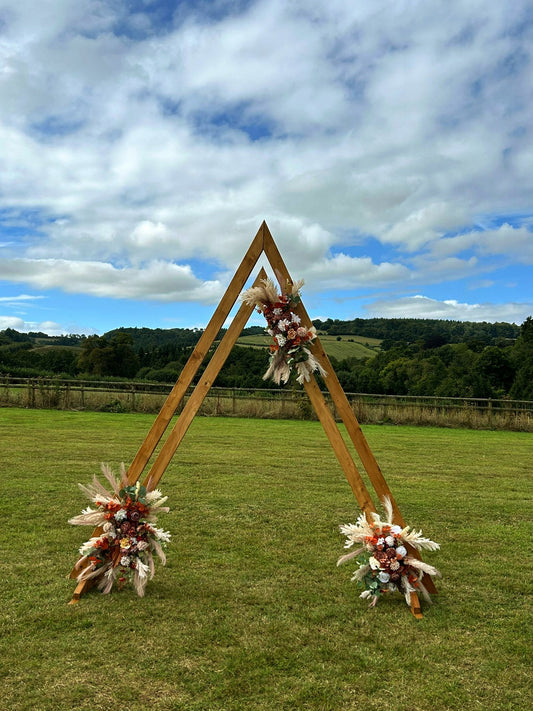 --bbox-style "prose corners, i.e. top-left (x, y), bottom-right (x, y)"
top-left (0, 408), bottom-right (531, 711)
top-left (236, 333), bottom-right (380, 360)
